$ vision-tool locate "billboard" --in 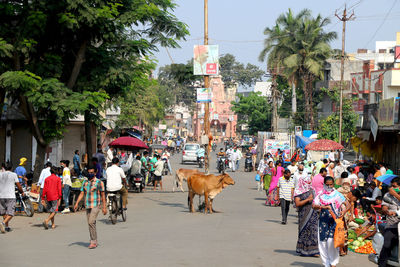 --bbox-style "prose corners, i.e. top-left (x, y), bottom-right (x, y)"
top-left (193, 45), bottom-right (219, 75)
top-left (197, 88), bottom-right (212, 103)
top-left (263, 139), bottom-right (290, 157)
top-left (378, 98), bottom-right (395, 126)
